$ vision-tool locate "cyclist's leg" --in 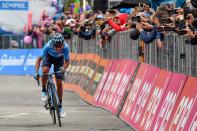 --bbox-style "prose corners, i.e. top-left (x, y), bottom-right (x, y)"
top-left (41, 54), bottom-right (52, 101)
top-left (41, 55), bottom-right (52, 89)
top-left (53, 58), bottom-right (64, 105)
top-left (53, 57), bottom-right (66, 117)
